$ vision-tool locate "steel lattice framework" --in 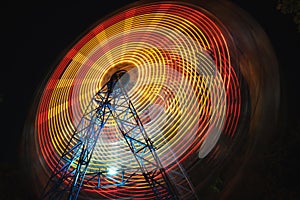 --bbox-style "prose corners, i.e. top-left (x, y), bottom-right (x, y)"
top-left (40, 71), bottom-right (198, 199)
